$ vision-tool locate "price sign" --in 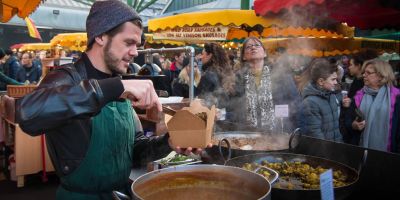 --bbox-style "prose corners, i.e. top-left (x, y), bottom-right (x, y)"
top-left (320, 169), bottom-right (334, 200)
top-left (275, 105), bottom-right (289, 118)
